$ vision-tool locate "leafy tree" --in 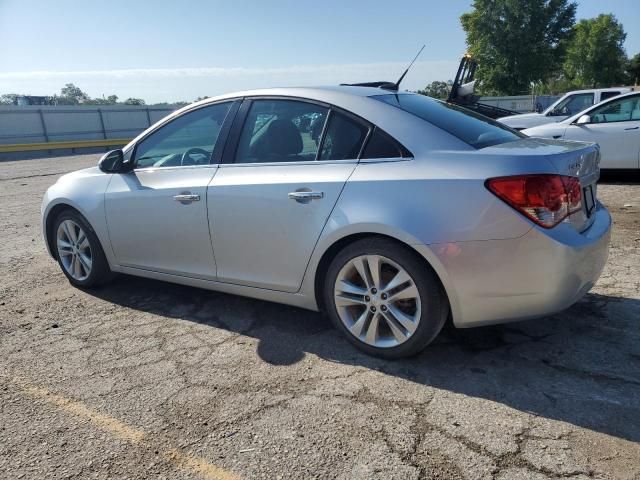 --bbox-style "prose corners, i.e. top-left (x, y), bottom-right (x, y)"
top-left (625, 53), bottom-right (640, 85)
top-left (416, 81), bottom-right (450, 99)
top-left (106, 95), bottom-right (119, 104)
top-left (60, 83), bottom-right (89, 104)
top-left (0, 93), bottom-right (20, 105)
top-left (123, 97), bottom-right (145, 105)
top-left (461, 0), bottom-right (577, 95)
top-left (563, 14), bottom-right (628, 88)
